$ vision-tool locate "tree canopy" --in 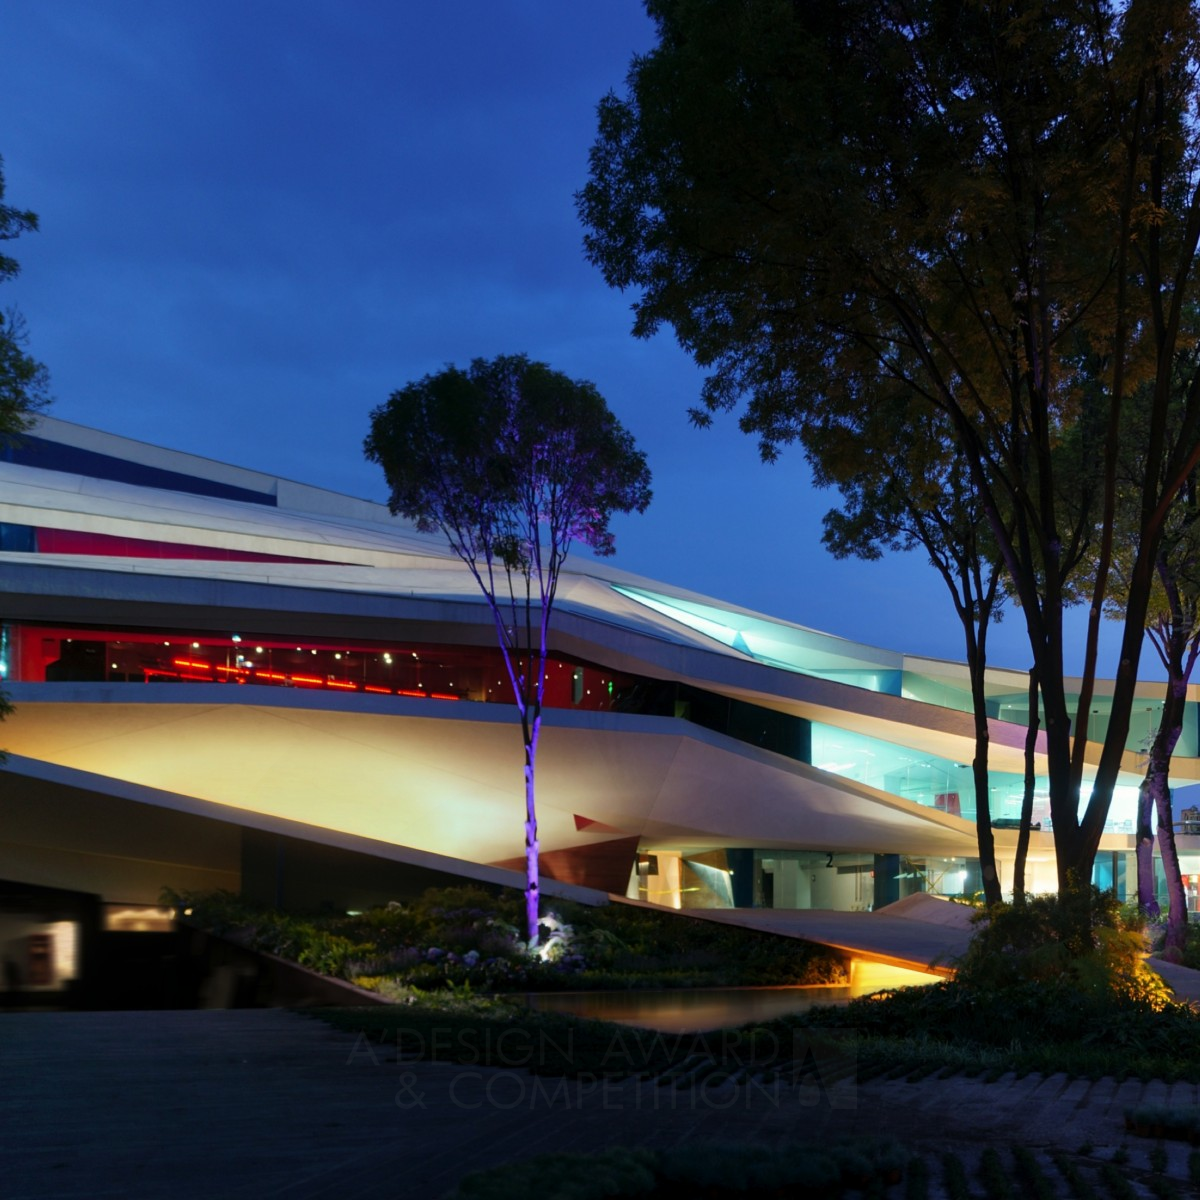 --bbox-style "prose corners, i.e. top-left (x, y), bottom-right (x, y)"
top-left (814, 392), bottom-right (1009, 901)
top-left (0, 156), bottom-right (49, 438)
top-left (580, 0), bottom-right (1200, 888)
top-left (365, 354), bottom-right (651, 940)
